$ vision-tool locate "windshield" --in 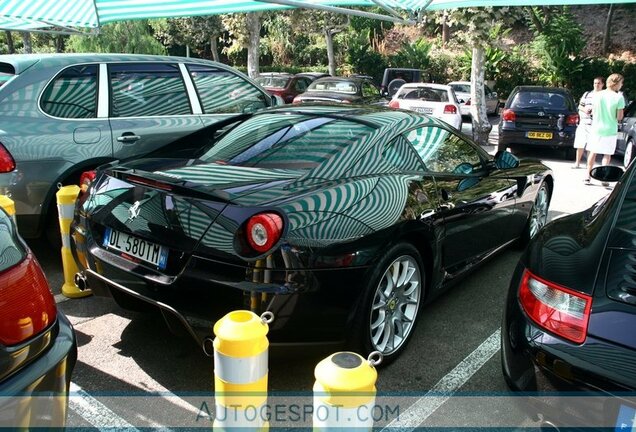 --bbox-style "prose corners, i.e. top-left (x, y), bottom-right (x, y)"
top-left (397, 87), bottom-right (451, 102)
top-left (255, 76), bottom-right (290, 89)
top-left (201, 114), bottom-right (375, 170)
top-left (450, 84), bottom-right (471, 94)
top-left (511, 91), bottom-right (574, 110)
top-left (307, 80), bottom-right (358, 94)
